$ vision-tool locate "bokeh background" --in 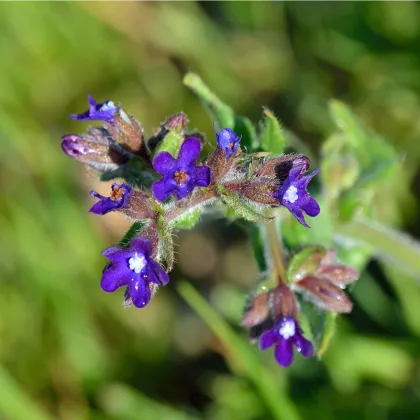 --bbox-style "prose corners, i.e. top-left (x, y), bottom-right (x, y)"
top-left (1, 2), bottom-right (420, 420)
